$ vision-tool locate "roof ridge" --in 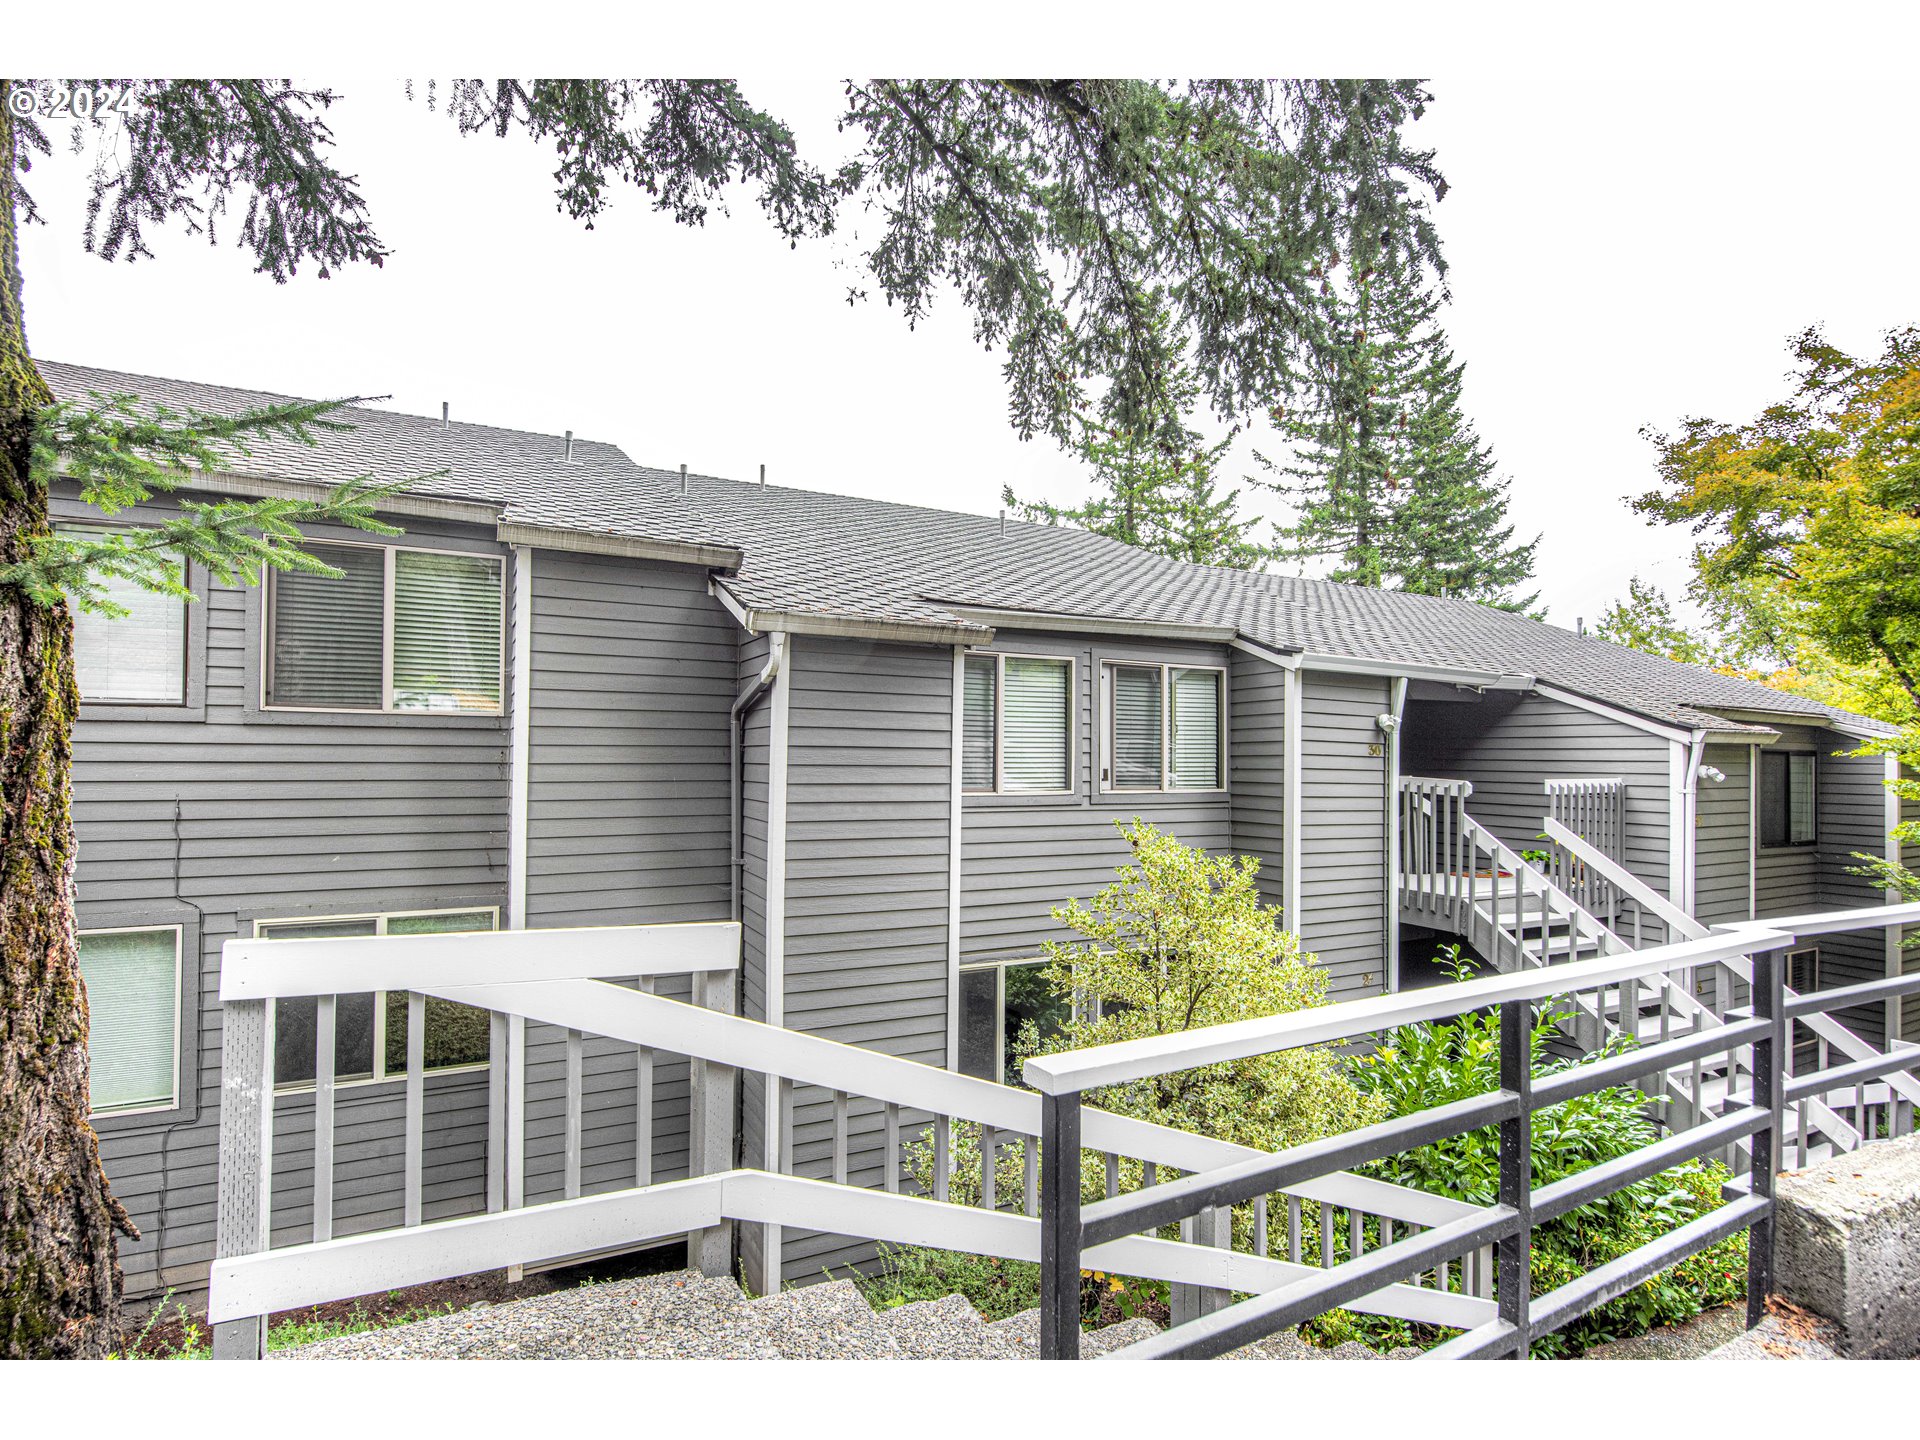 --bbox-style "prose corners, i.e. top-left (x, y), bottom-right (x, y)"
top-left (37, 358), bottom-right (620, 450)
